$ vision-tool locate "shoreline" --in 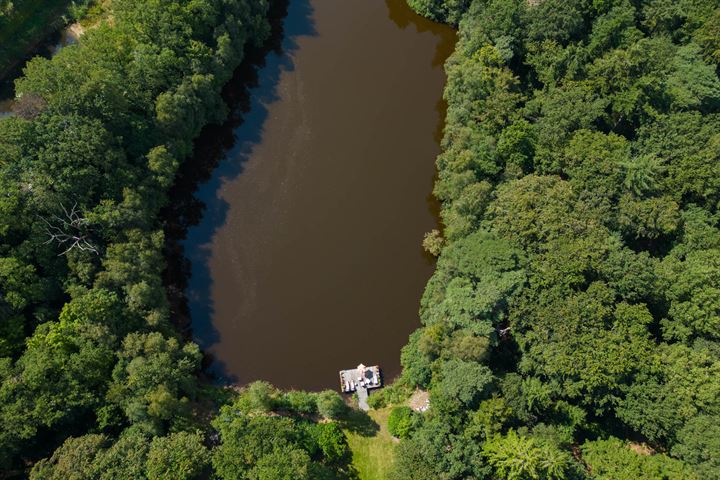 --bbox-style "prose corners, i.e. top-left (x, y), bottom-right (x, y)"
top-left (159, 0), bottom-right (291, 380)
